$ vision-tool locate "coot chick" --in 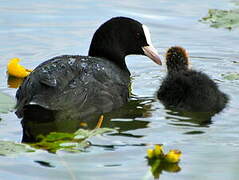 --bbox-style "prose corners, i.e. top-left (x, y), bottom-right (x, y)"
top-left (16, 17), bottom-right (162, 118)
top-left (157, 46), bottom-right (228, 113)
